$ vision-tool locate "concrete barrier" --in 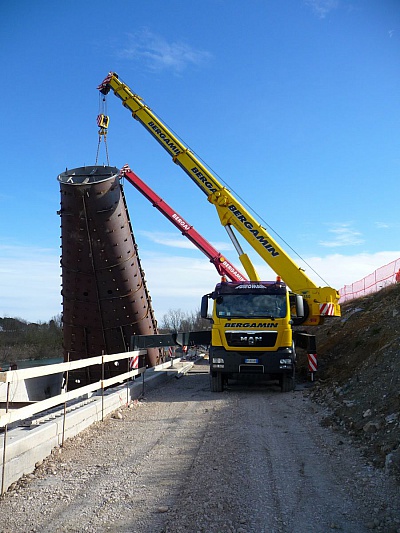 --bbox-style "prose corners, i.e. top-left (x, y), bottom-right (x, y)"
top-left (0, 372), bottom-right (63, 404)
